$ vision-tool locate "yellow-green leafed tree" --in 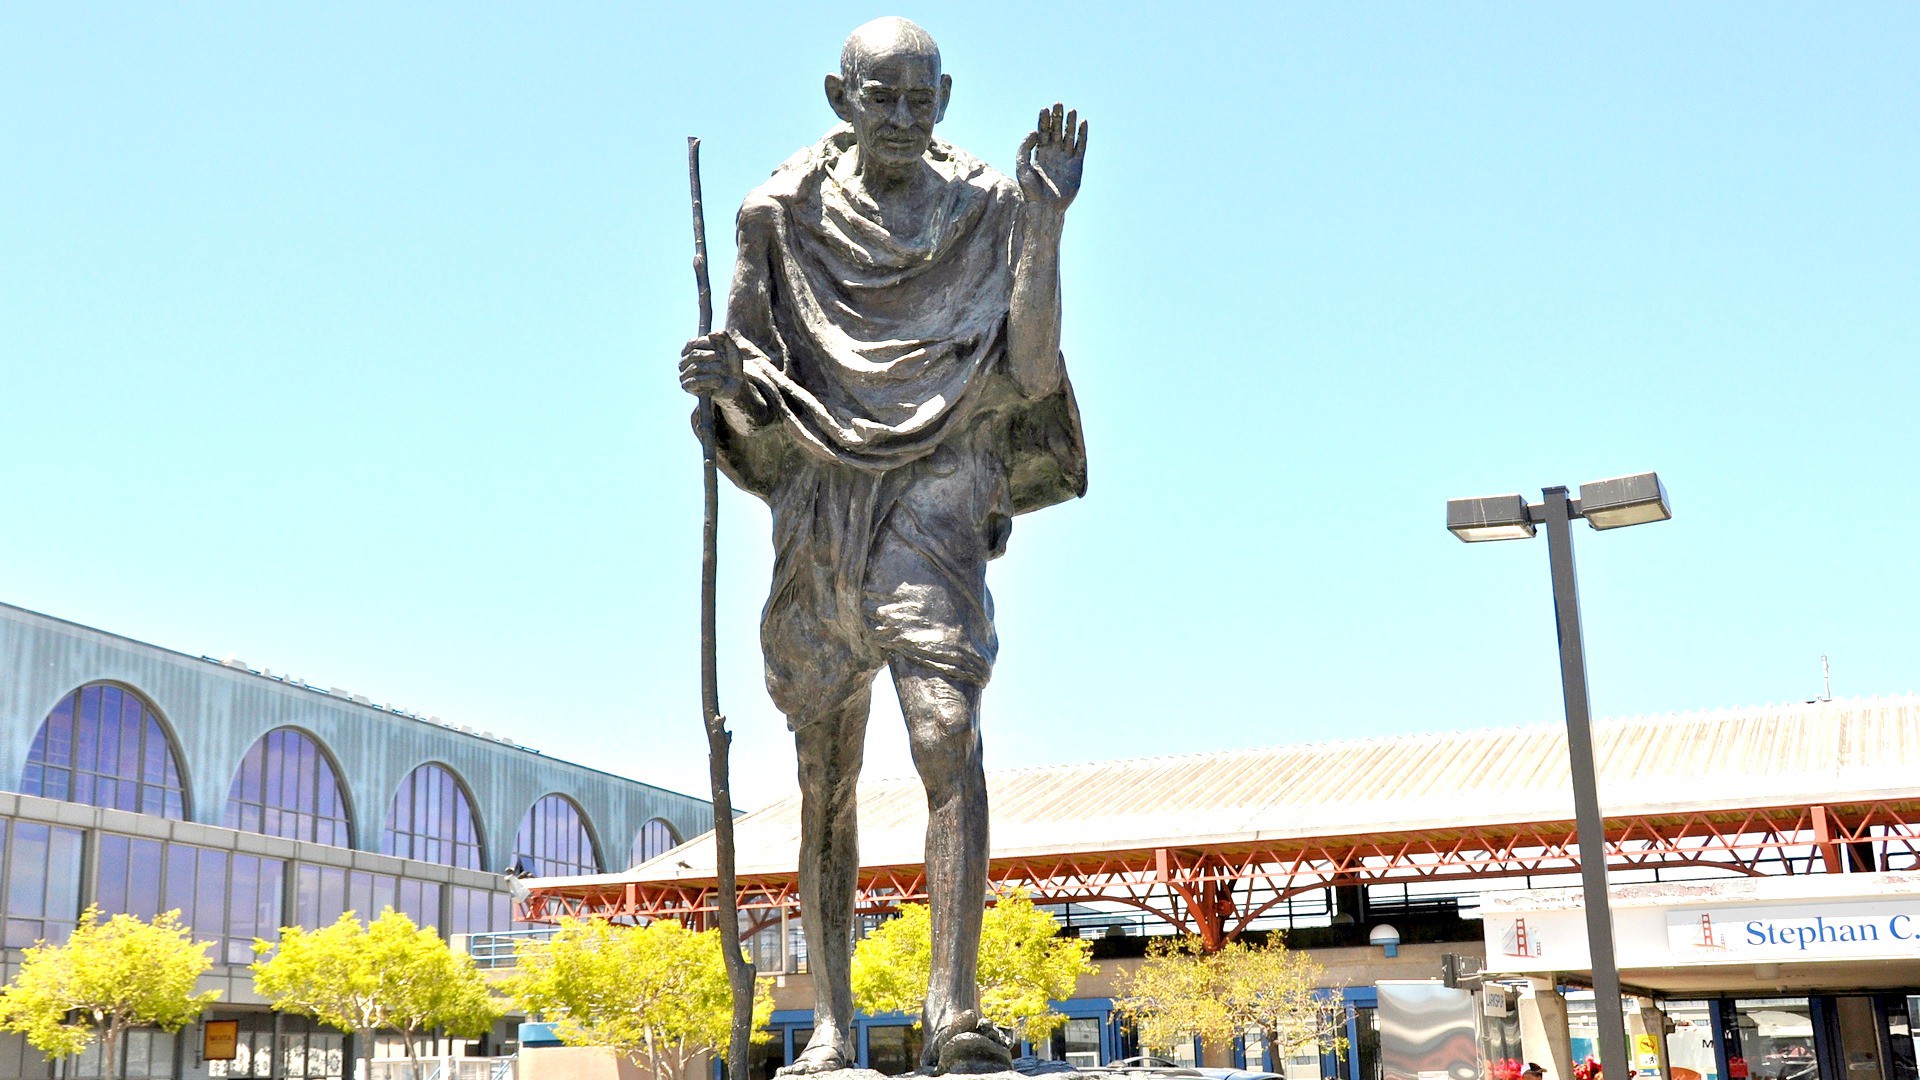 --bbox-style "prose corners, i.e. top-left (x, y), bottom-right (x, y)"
top-left (1218, 939), bottom-right (1350, 1062)
top-left (0, 907), bottom-right (219, 1080)
top-left (498, 917), bottom-right (772, 1080)
top-left (251, 909), bottom-right (499, 1080)
top-left (1115, 937), bottom-right (1348, 1062)
top-left (851, 891), bottom-right (1096, 1045)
